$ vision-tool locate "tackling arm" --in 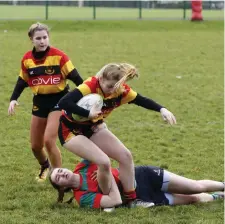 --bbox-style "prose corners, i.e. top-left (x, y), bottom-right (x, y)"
top-left (100, 177), bottom-right (122, 208)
